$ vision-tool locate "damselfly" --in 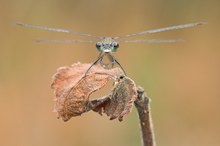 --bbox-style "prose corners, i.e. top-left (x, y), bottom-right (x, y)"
top-left (17, 22), bottom-right (206, 75)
